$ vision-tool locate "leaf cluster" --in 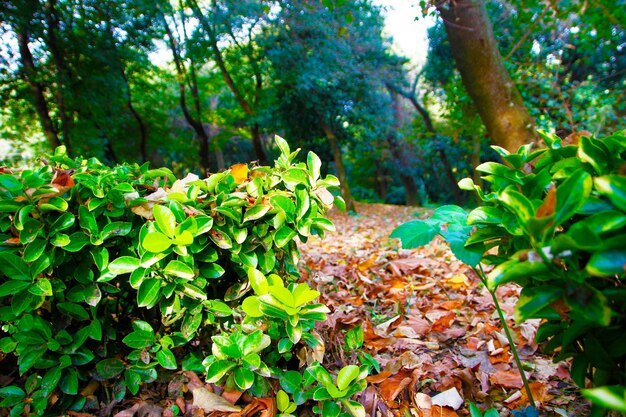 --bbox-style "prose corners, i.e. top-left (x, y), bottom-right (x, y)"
top-left (393, 129), bottom-right (626, 415)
